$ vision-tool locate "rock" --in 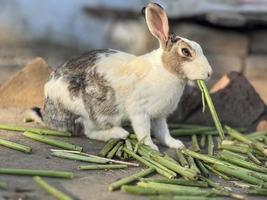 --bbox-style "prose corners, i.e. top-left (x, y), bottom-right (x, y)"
top-left (172, 23), bottom-right (249, 56)
top-left (0, 57), bottom-right (51, 108)
top-left (170, 72), bottom-right (266, 129)
top-left (245, 55), bottom-right (267, 79)
top-left (249, 79), bottom-right (267, 104)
